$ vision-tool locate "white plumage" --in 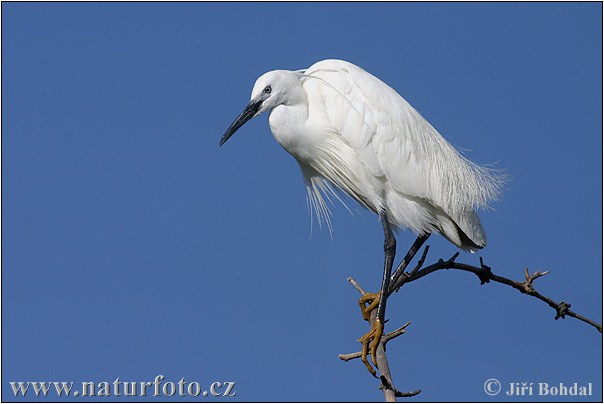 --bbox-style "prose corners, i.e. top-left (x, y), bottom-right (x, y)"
top-left (222, 59), bottom-right (504, 251)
